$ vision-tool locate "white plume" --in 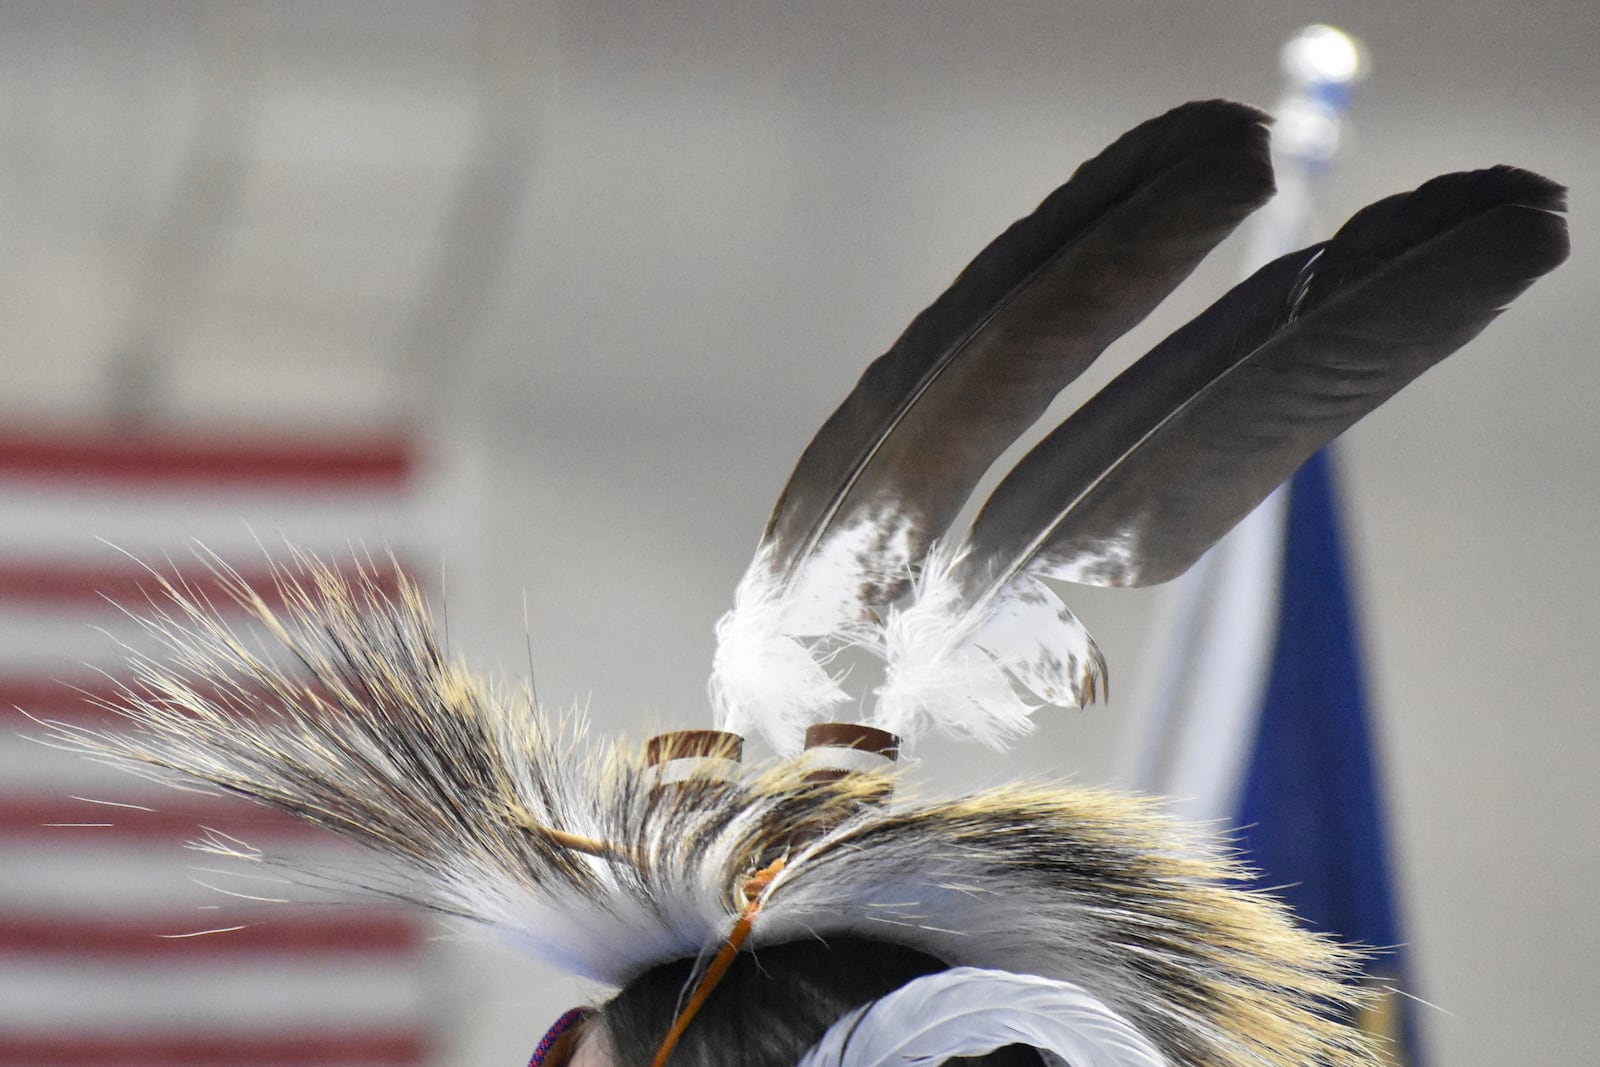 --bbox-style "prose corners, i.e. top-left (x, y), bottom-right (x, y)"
top-left (794, 967), bottom-right (1168, 1067)
top-left (873, 544), bottom-right (1105, 748)
top-left (712, 525), bottom-right (901, 753)
top-left (710, 581), bottom-right (849, 754)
